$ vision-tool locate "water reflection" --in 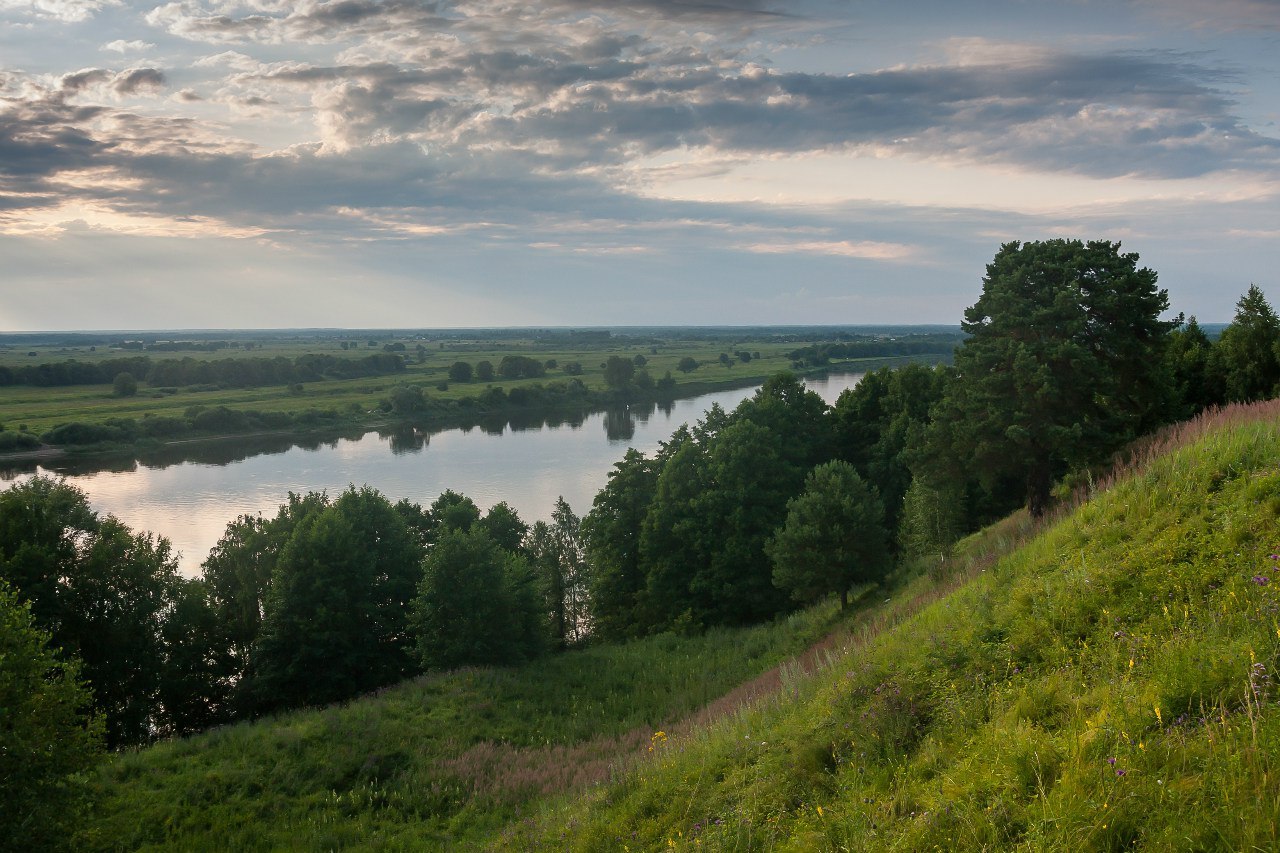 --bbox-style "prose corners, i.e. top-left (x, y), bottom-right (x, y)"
top-left (1, 373), bottom-right (866, 573)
